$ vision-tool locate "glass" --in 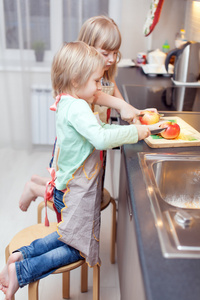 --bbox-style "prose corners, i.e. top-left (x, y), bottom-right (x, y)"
top-left (3, 0), bottom-right (50, 50)
top-left (4, 0), bottom-right (19, 49)
top-left (62, 0), bottom-right (108, 42)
